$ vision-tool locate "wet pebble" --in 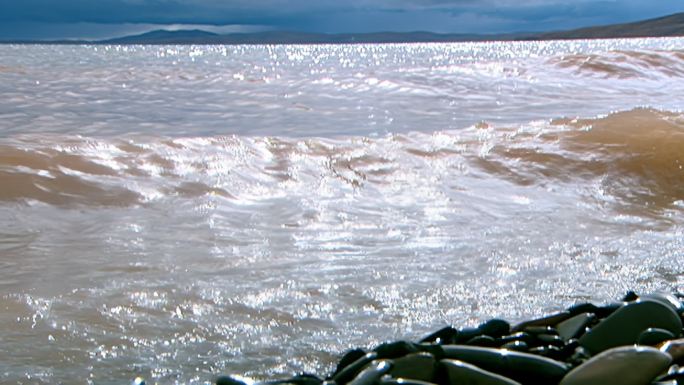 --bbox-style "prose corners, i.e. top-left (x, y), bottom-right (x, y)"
top-left (579, 299), bottom-right (682, 354)
top-left (388, 353), bottom-right (437, 383)
top-left (660, 338), bottom-right (684, 364)
top-left (332, 352), bottom-right (380, 384)
top-left (555, 312), bottom-right (594, 341)
top-left (559, 345), bottom-right (671, 385)
top-left (348, 361), bottom-right (393, 385)
top-left (638, 328), bottom-right (676, 346)
top-left (440, 345), bottom-right (569, 384)
top-left (437, 359), bottom-right (521, 385)
top-left (215, 292), bottom-right (684, 385)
